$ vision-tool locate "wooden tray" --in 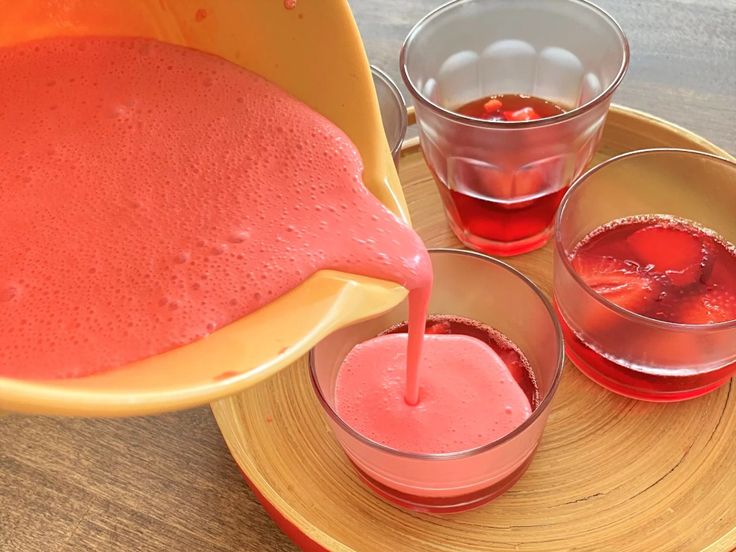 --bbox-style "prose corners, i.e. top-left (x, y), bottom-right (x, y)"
top-left (211, 106), bottom-right (736, 552)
